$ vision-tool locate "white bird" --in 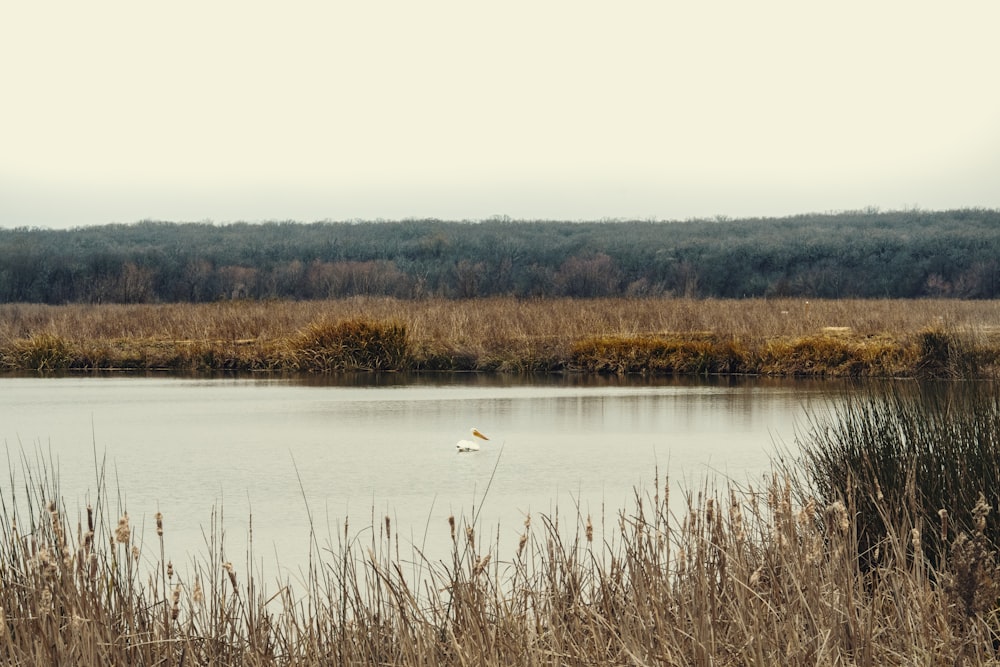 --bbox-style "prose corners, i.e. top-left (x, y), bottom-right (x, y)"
top-left (456, 427), bottom-right (490, 453)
